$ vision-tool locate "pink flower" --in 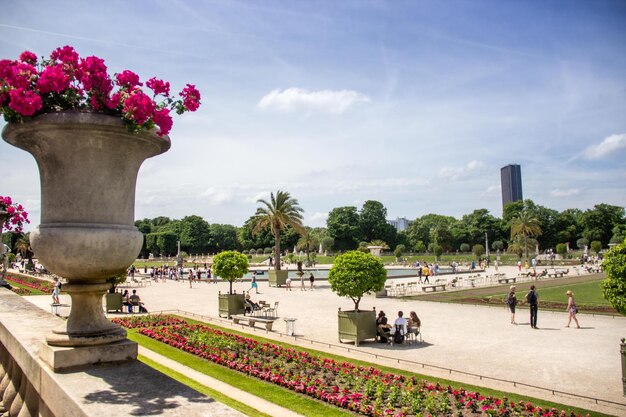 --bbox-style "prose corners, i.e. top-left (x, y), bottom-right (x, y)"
top-left (50, 46), bottom-right (80, 69)
top-left (180, 84), bottom-right (201, 111)
top-left (7, 63), bottom-right (38, 89)
top-left (116, 70), bottom-right (142, 88)
top-left (146, 77), bottom-right (170, 96)
top-left (78, 56), bottom-right (112, 93)
top-left (19, 51), bottom-right (37, 65)
top-left (36, 64), bottom-right (70, 94)
top-left (123, 90), bottom-right (155, 125)
top-left (8, 88), bottom-right (43, 116)
top-left (153, 108), bottom-right (172, 136)
top-left (106, 91), bottom-right (123, 110)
